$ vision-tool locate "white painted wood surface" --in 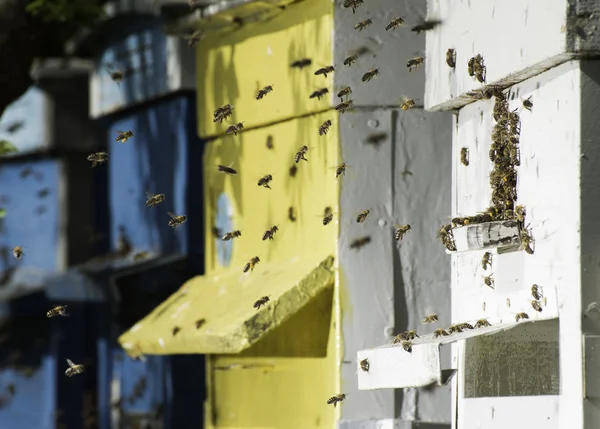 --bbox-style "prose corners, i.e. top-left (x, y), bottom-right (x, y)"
top-left (461, 396), bottom-right (560, 429)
